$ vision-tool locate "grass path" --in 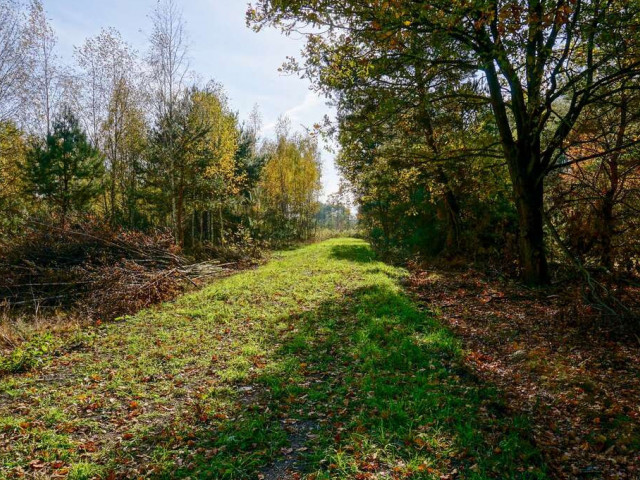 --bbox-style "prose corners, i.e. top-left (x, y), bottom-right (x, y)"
top-left (0, 239), bottom-right (547, 479)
